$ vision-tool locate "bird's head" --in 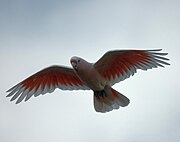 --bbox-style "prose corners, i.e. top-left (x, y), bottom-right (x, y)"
top-left (70, 56), bottom-right (82, 71)
top-left (70, 56), bottom-right (92, 72)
